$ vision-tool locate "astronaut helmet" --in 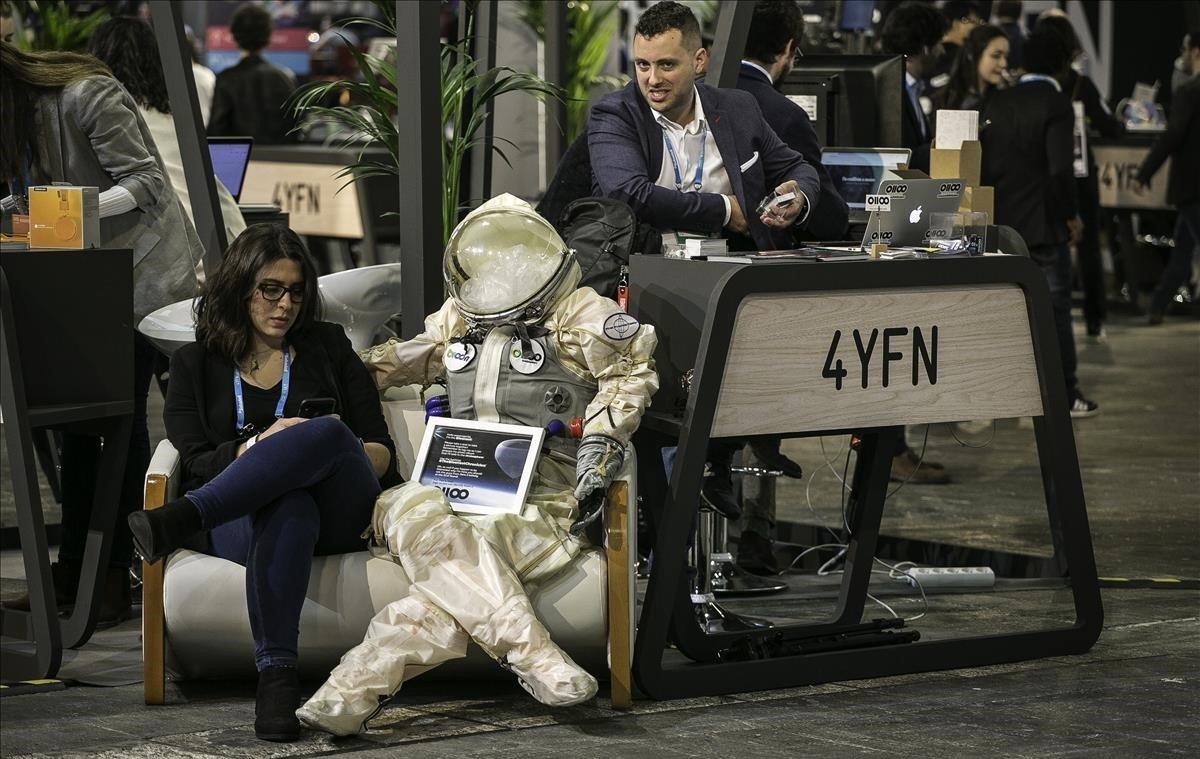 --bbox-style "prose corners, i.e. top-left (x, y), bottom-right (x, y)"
top-left (443, 195), bottom-right (575, 326)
